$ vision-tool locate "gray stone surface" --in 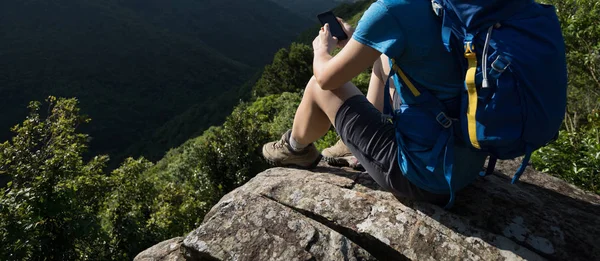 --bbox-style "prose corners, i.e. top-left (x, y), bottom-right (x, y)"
top-left (183, 192), bottom-right (375, 261)
top-left (134, 237), bottom-right (185, 261)
top-left (139, 160), bottom-right (600, 261)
